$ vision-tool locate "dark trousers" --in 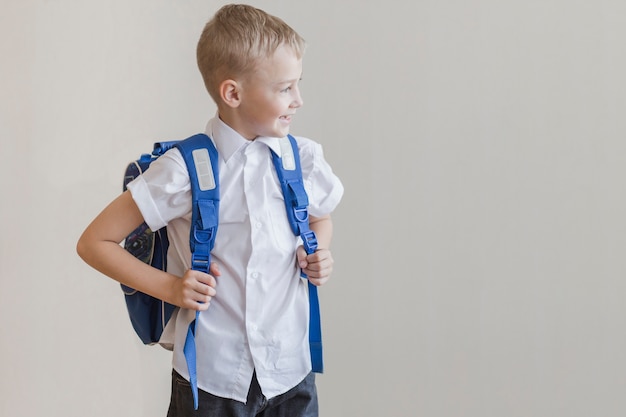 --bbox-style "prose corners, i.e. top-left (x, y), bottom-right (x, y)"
top-left (167, 370), bottom-right (318, 417)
